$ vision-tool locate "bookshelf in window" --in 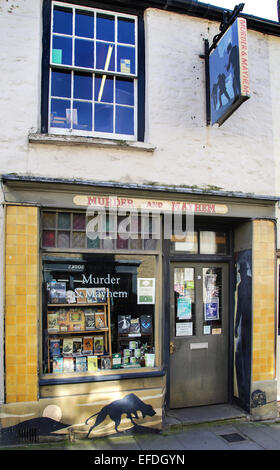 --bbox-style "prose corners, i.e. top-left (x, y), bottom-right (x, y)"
top-left (46, 287), bottom-right (112, 374)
